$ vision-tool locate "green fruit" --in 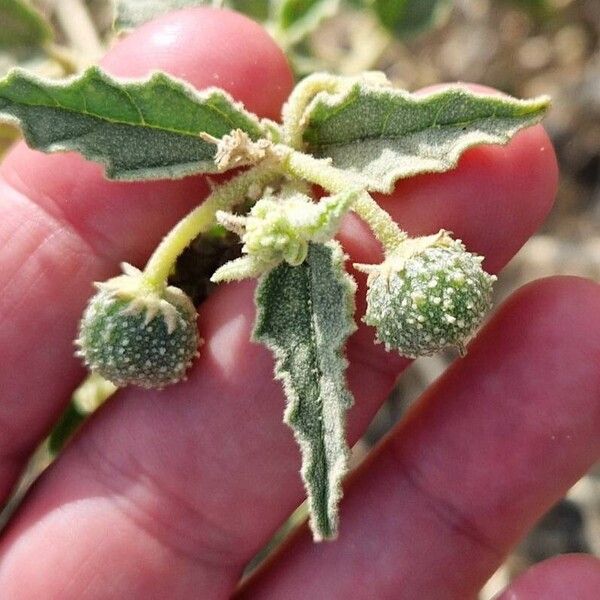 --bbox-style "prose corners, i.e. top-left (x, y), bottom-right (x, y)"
top-left (76, 264), bottom-right (199, 388)
top-left (362, 233), bottom-right (496, 357)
